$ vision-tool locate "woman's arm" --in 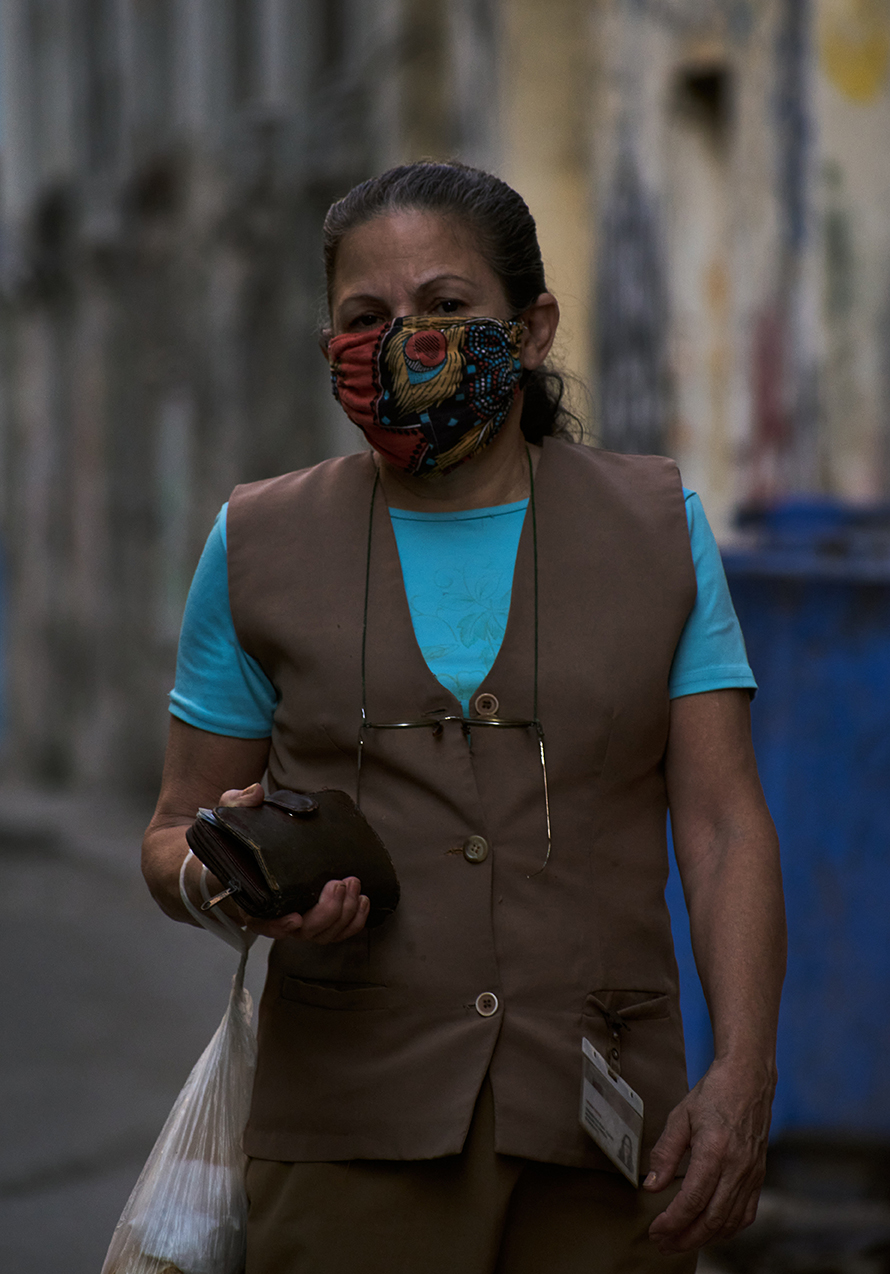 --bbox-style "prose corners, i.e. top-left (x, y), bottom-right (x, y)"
top-left (645, 688), bottom-right (786, 1255)
top-left (142, 717), bottom-right (370, 943)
